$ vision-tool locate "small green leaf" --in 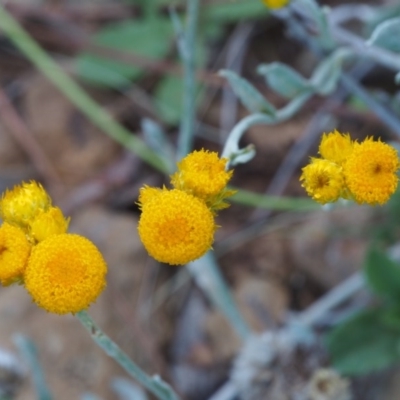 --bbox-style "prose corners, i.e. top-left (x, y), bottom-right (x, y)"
top-left (219, 69), bottom-right (276, 116)
top-left (395, 71), bottom-right (400, 85)
top-left (257, 62), bottom-right (312, 98)
top-left (326, 309), bottom-right (400, 376)
top-left (364, 245), bottom-right (400, 302)
top-left (368, 18), bottom-right (400, 53)
top-left (310, 48), bottom-right (351, 95)
top-left (76, 18), bottom-right (173, 88)
top-left (294, 0), bottom-right (334, 49)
